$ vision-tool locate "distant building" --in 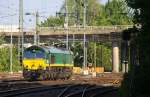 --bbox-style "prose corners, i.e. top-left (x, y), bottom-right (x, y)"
top-left (0, 25), bottom-right (19, 32)
top-left (0, 43), bottom-right (32, 48)
top-left (0, 25), bottom-right (35, 33)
